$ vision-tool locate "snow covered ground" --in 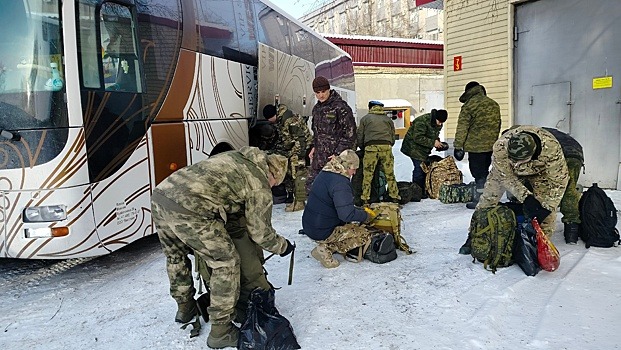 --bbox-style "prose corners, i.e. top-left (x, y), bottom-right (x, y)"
top-left (2, 141), bottom-right (621, 350)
